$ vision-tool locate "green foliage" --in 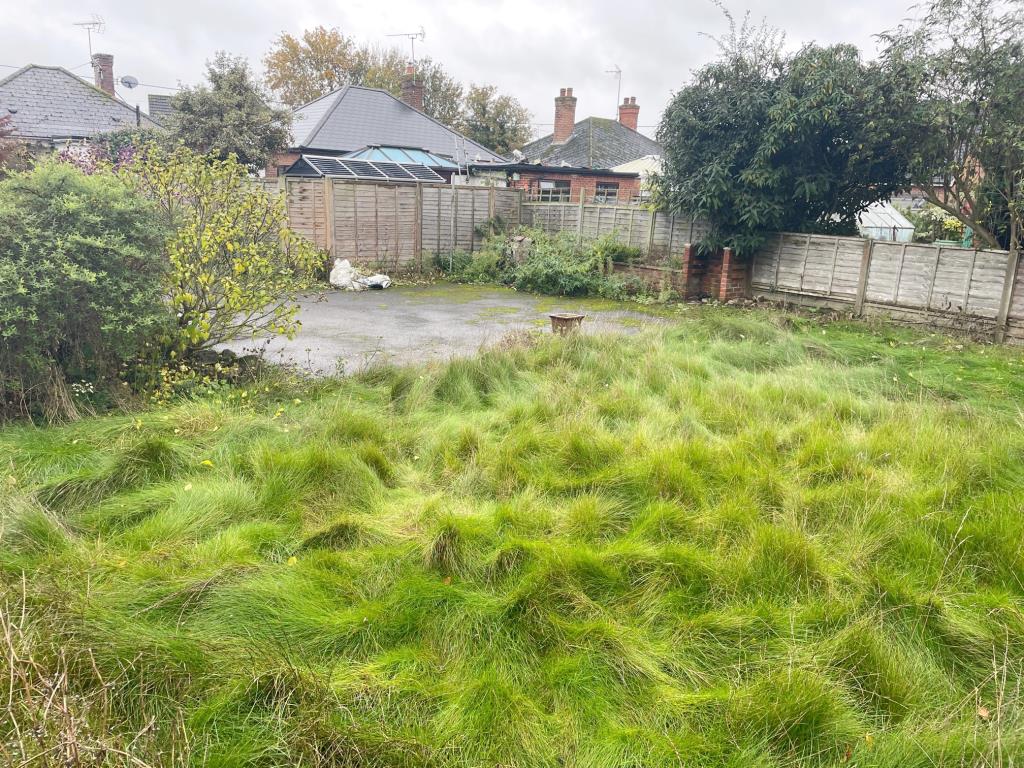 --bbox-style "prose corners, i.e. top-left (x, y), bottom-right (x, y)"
top-left (170, 52), bottom-right (291, 172)
top-left (902, 203), bottom-right (965, 243)
top-left (444, 228), bottom-right (638, 298)
top-left (3, 311), bottom-right (1024, 766)
top-left (460, 84), bottom-right (532, 155)
top-left (879, 0), bottom-right (1024, 251)
top-left (0, 114), bottom-right (26, 174)
top-left (658, 11), bottom-right (912, 255)
top-left (0, 161), bottom-right (167, 422)
top-left (121, 144), bottom-right (321, 351)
